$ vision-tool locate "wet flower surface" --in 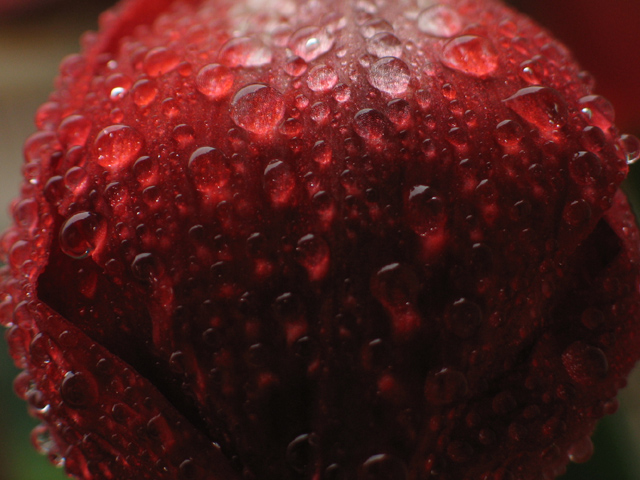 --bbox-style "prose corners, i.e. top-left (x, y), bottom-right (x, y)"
top-left (2, 0), bottom-right (640, 479)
